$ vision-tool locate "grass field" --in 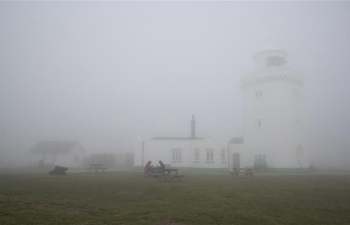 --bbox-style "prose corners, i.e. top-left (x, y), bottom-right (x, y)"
top-left (1, 171), bottom-right (350, 225)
